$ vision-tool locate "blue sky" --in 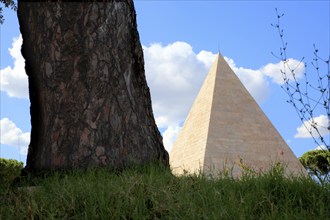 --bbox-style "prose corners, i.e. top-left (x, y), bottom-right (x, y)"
top-left (0, 1), bottom-right (329, 164)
